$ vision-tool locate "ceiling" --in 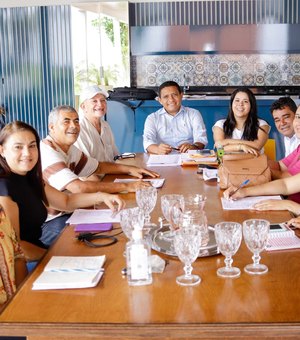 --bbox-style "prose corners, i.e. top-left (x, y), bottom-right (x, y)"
top-left (0, 0), bottom-right (185, 8)
top-left (72, 2), bottom-right (128, 22)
